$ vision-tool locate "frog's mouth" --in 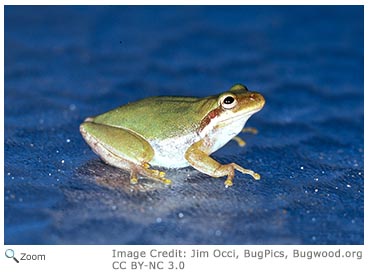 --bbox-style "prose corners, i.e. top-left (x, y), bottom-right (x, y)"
top-left (221, 106), bottom-right (263, 123)
top-left (199, 106), bottom-right (262, 136)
